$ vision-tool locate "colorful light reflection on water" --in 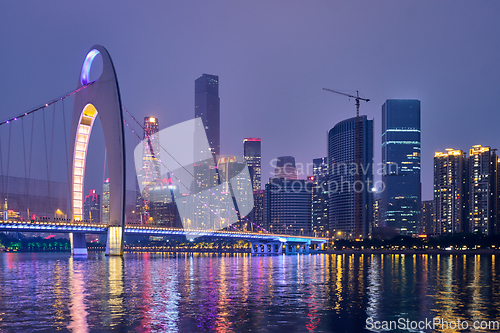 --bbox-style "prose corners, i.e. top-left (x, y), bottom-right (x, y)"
top-left (0, 253), bottom-right (499, 332)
